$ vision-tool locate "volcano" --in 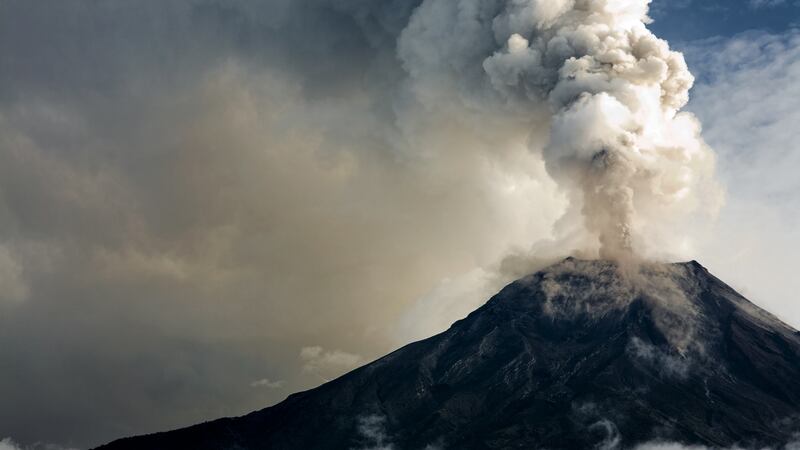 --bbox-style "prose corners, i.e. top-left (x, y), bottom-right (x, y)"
top-left (97, 259), bottom-right (800, 449)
